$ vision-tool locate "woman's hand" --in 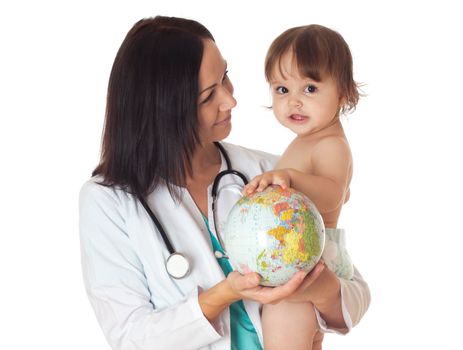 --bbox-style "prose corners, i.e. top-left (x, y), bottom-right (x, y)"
top-left (243, 169), bottom-right (292, 195)
top-left (285, 260), bottom-right (331, 304)
top-left (225, 270), bottom-right (308, 305)
top-left (199, 261), bottom-right (331, 323)
top-left (199, 270), bottom-right (308, 322)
